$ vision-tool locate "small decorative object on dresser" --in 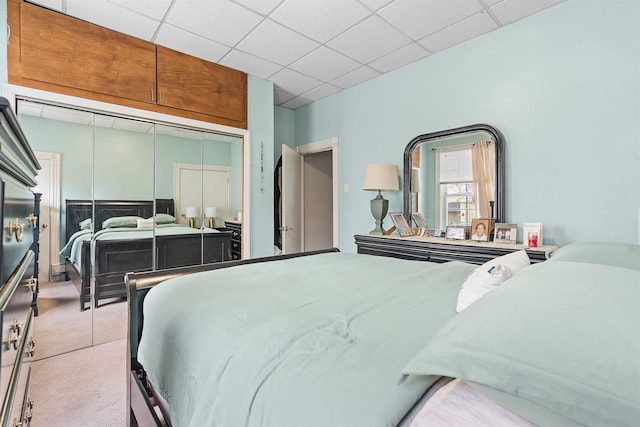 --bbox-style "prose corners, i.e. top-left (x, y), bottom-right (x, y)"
top-left (445, 225), bottom-right (467, 240)
top-left (389, 212), bottom-right (415, 237)
top-left (494, 223), bottom-right (517, 244)
top-left (471, 218), bottom-right (495, 242)
top-left (523, 222), bottom-right (543, 247)
top-left (411, 212), bottom-right (428, 229)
